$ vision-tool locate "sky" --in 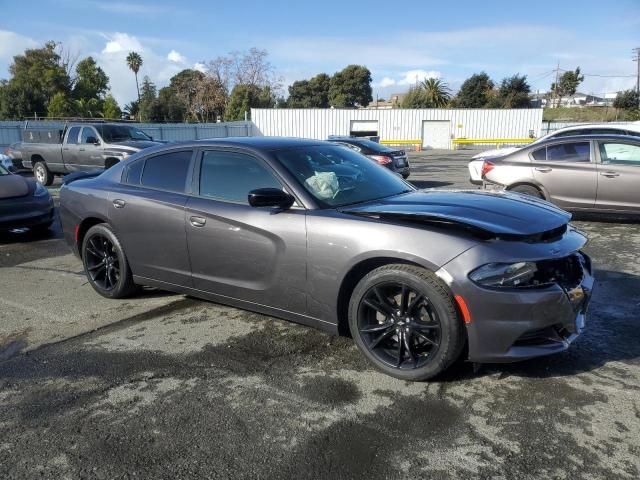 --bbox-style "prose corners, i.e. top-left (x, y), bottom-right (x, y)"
top-left (0, 0), bottom-right (639, 106)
